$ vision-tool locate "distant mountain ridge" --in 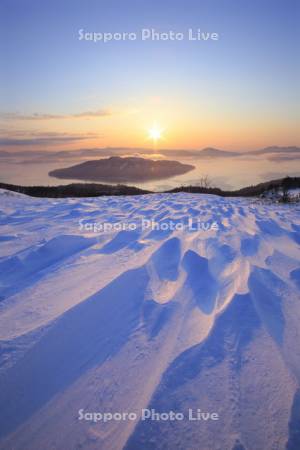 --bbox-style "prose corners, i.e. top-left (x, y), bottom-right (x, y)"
top-left (1, 146), bottom-right (299, 163)
top-left (246, 146), bottom-right (300, 155)
top-left (195, 147), bottom-right (239, 157)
